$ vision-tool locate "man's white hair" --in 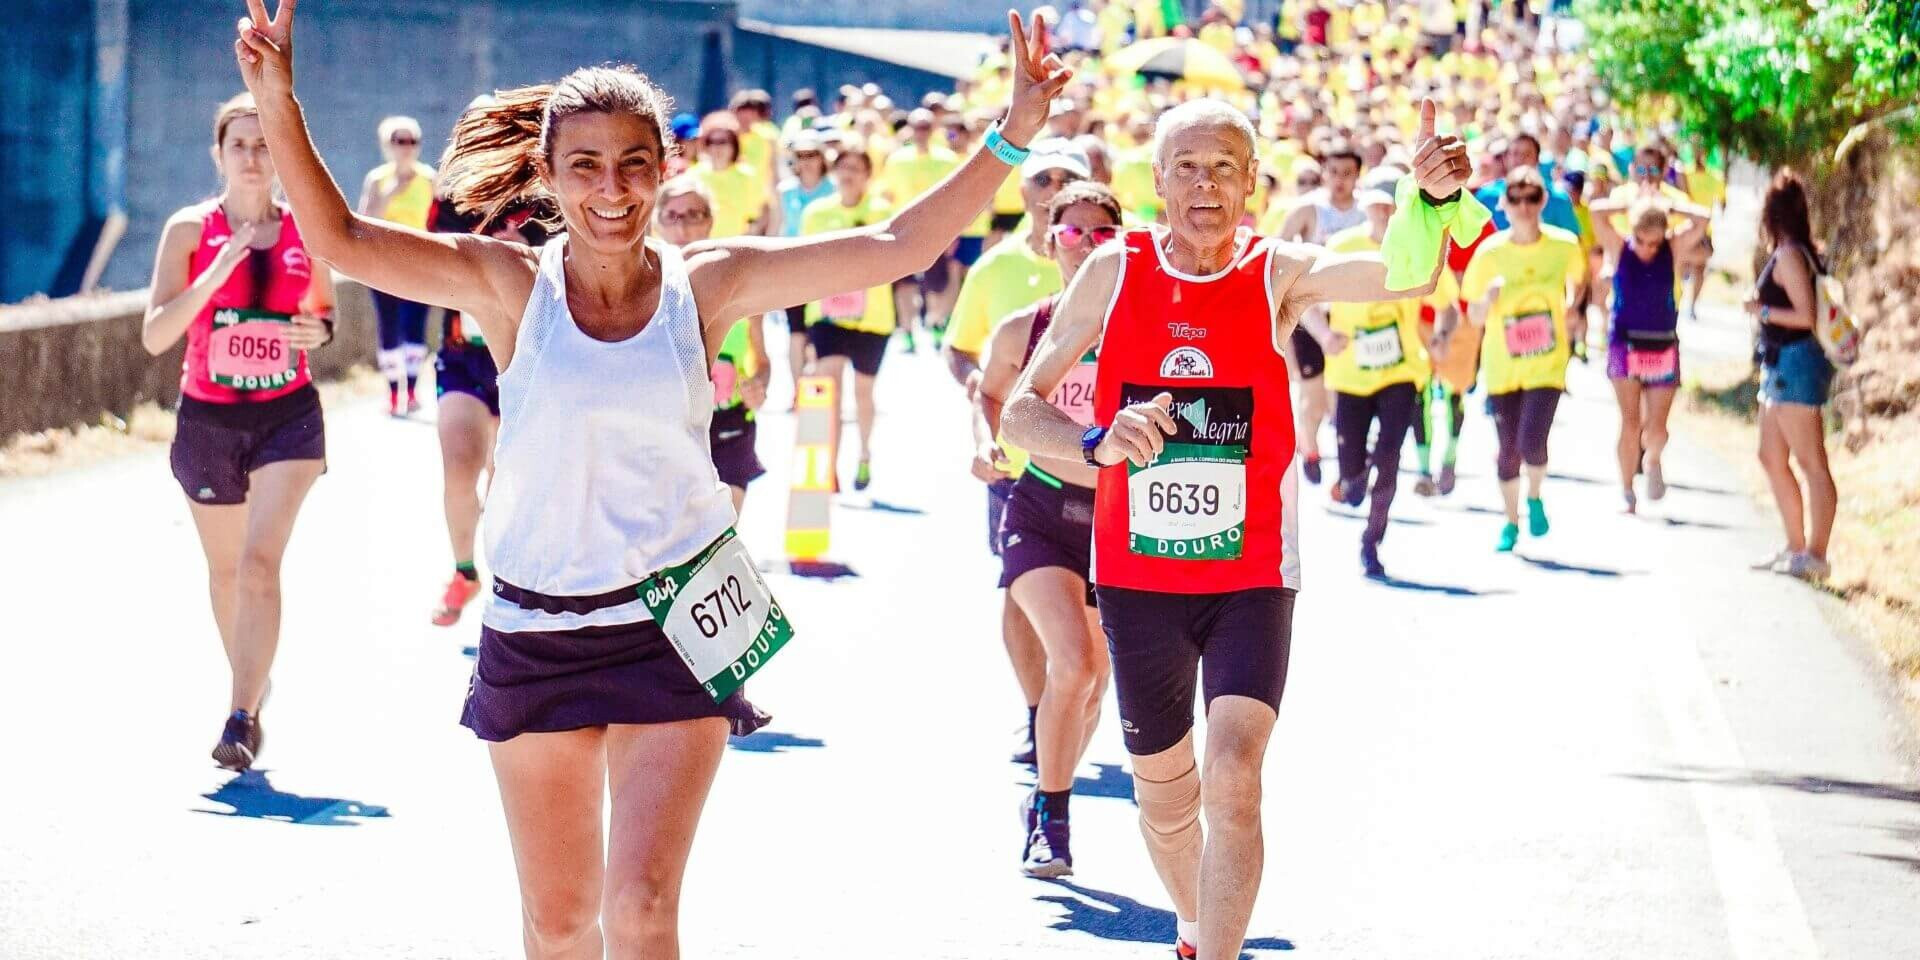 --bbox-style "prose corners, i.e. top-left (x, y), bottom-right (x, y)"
top-left (1152, 100), bottom-right (1257, 167)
